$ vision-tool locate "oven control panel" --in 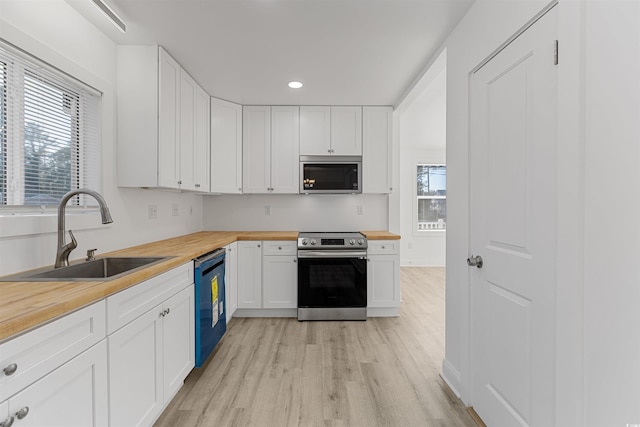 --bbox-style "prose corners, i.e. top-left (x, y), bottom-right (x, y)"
top-left (298, 232), bottom-right (367, 250)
